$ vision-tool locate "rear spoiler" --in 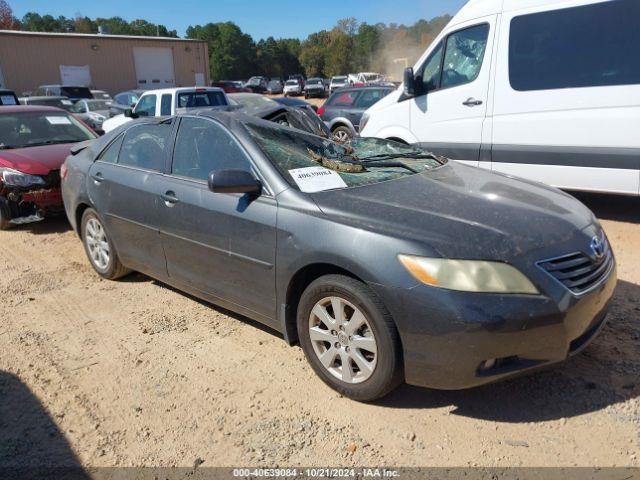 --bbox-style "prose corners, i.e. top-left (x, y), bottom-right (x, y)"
top-left (70, 140), bottom-right (94, 156)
